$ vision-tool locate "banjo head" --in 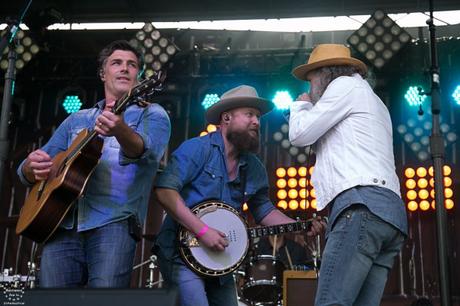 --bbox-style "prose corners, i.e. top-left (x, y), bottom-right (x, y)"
top-left (179, 201), bottom-right (249, 276)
